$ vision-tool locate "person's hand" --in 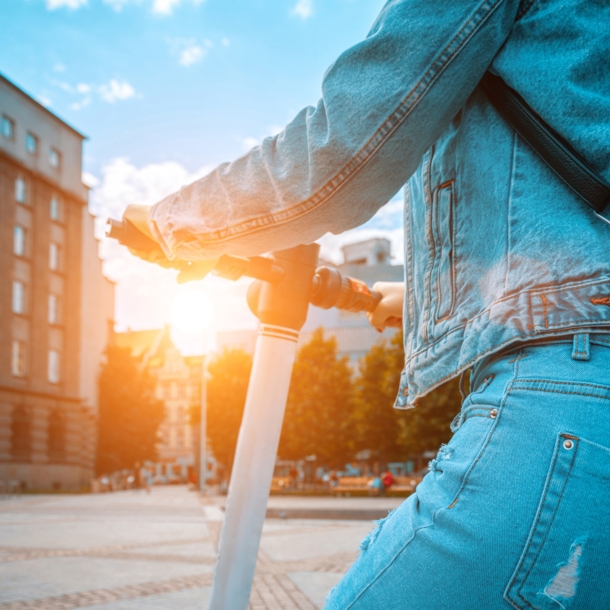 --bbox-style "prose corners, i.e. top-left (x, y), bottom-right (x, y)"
top-left (123, 204), bottom-right (155, 241)
top-left (120, 204), bottom-right (218, 282)
top-left (367, 281), bottom-right (404, 332)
